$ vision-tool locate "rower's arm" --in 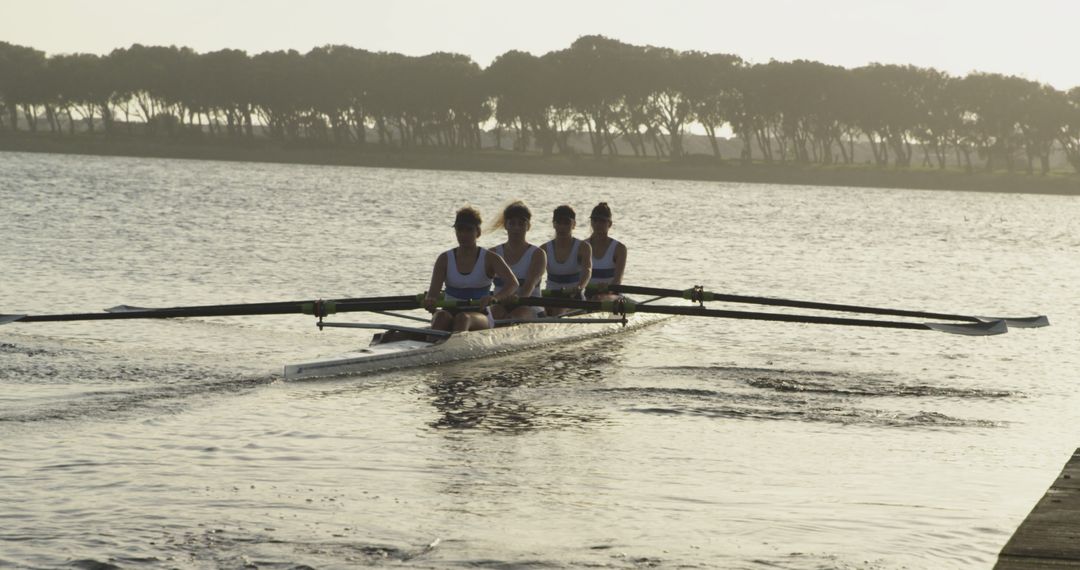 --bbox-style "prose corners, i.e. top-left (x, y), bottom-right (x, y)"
top-left (577, 240), bottom-right (593, 290)
top-left (612, 242), bottom-right (628, 285)
top-left (486, 251), bottom-right (520, 303)
top-left (425, 253), bottom-right (448, 304)
top-left (522, 247), bottom-right (547, 297)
